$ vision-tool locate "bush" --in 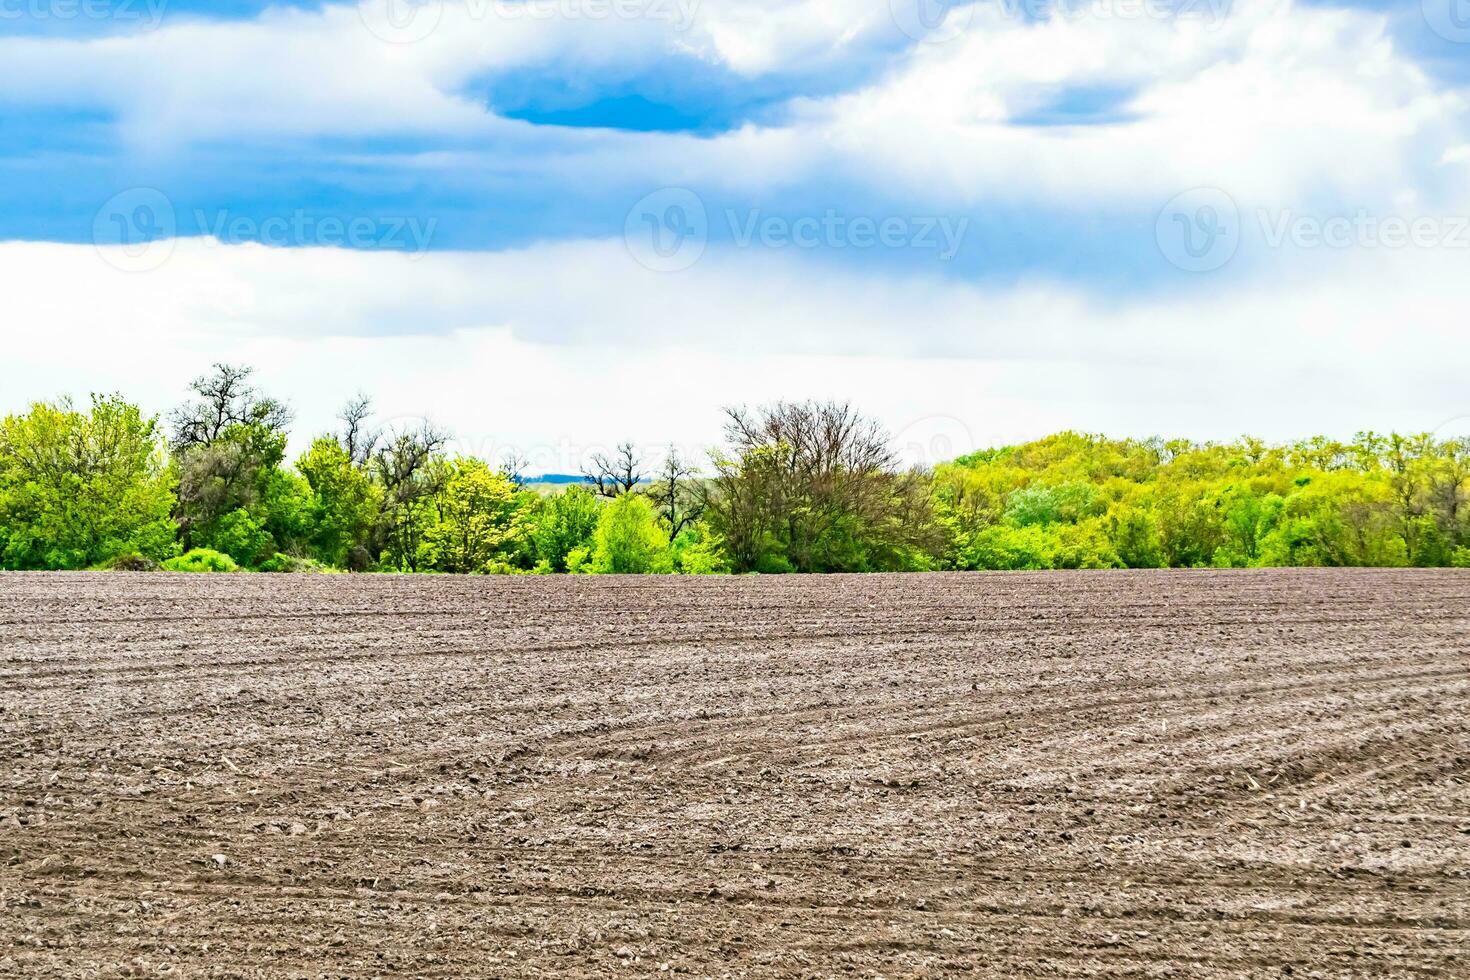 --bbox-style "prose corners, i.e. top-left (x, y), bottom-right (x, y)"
top-left (0, 395), bottom-right (178, 570)
top-left (565, 546), bottom-right (593, 575)
top-left (93, 552), bottom-right (162, 572)
top-left (162, 548), bottom-right (240, 573)
top-left (256, 553), bottom-right (332, 574)
top-left (589, 495), bottom-right (673, 574)
top-left (673, 527), bottom-right (732, 574)
top-left (964, 524), bottom-right (1053, 570)
top-left (531, 485), bottom-right (601, 572)
top-left (197, 508), bottom-right (273, 568)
